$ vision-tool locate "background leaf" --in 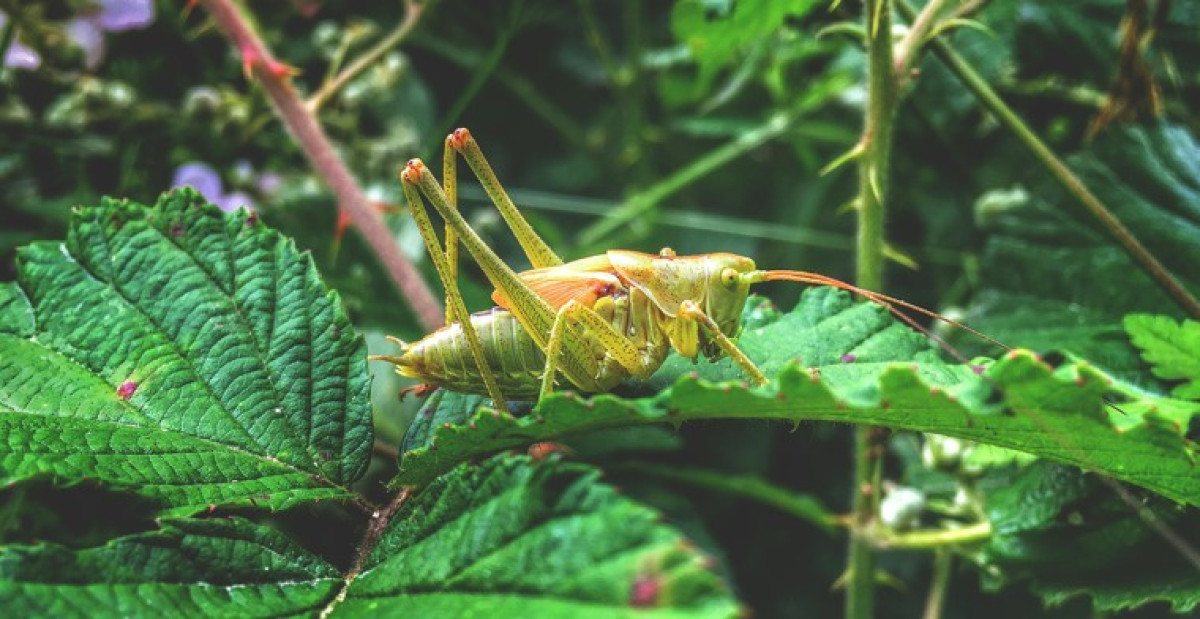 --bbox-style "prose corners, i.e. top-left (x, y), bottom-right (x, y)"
top-left (0, 189), bottom-right (372, 516)
top-left (962, 123), bottom-right (1200, 384)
